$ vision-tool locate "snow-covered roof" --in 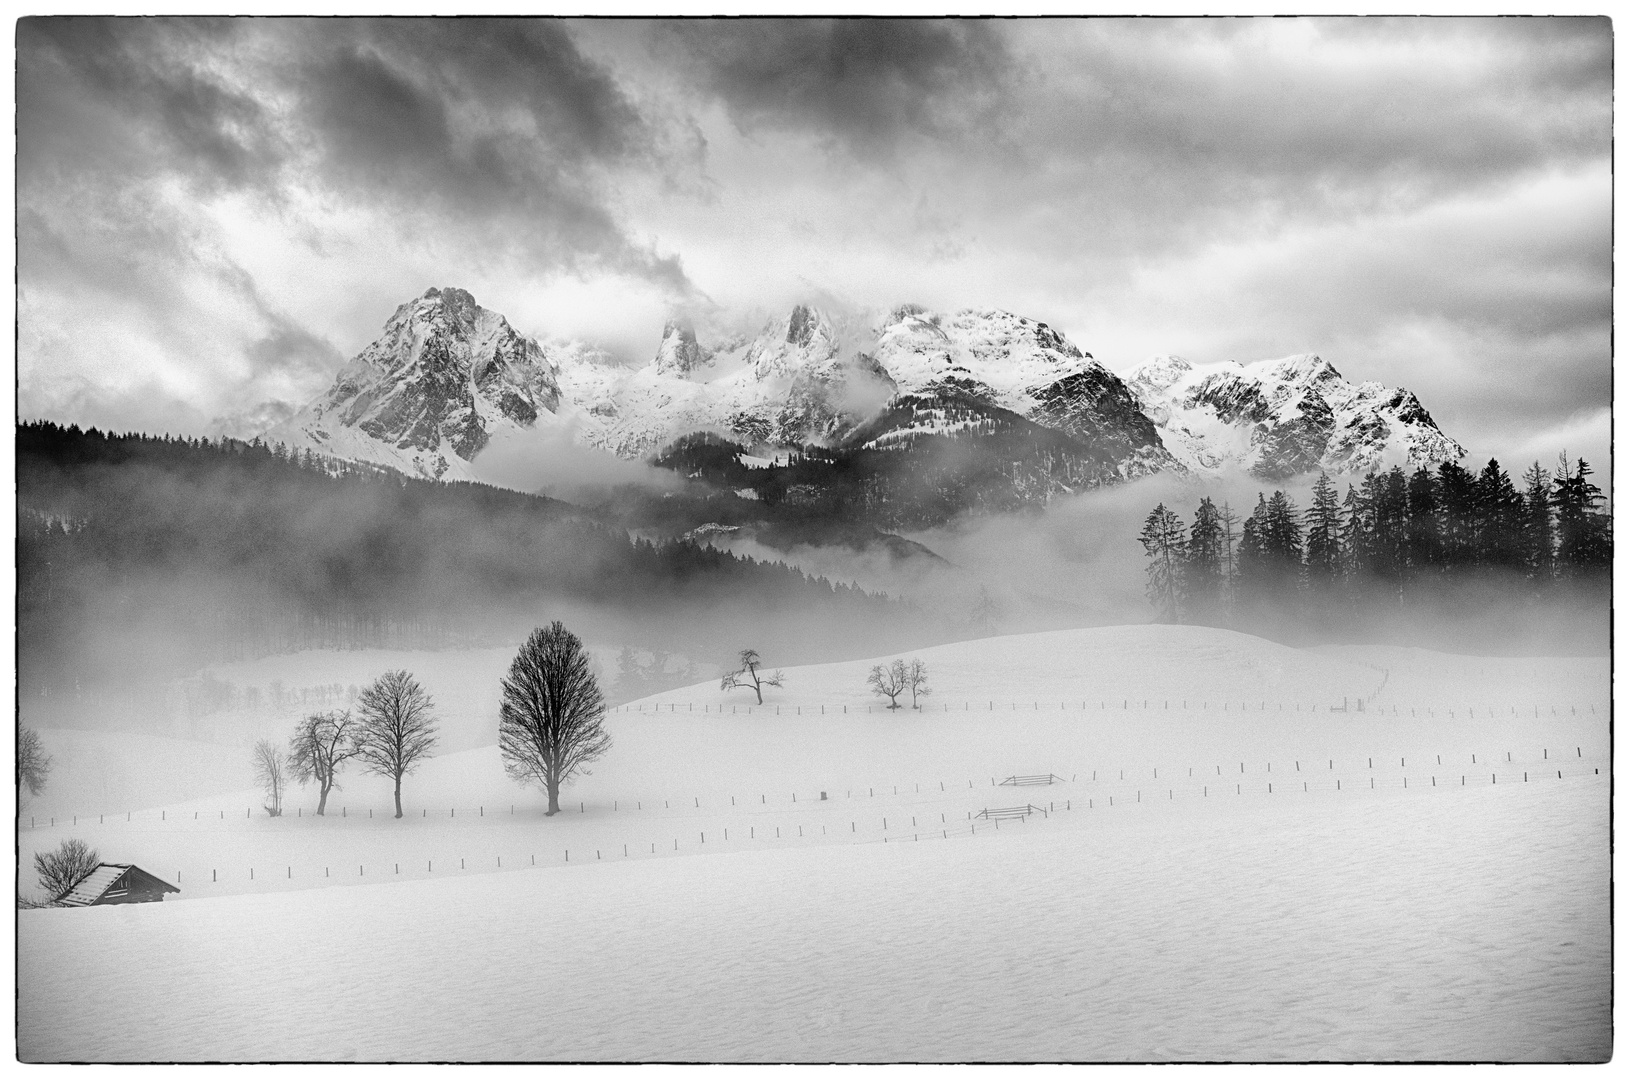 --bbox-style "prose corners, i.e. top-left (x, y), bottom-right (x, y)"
top-left (54, 863), bottom-right (178, 907)
top-left (55, 864), bottom-right (129, 907)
